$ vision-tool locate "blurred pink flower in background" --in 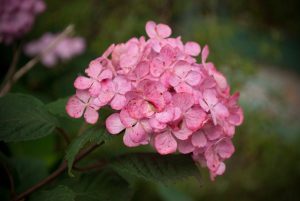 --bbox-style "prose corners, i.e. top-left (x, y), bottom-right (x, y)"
top-left (0, 0), bottom-right (46, 44)
top-left (24, 33), bottom-right (86, 67)
top-left (66, 21), bottom-right (243, 180)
